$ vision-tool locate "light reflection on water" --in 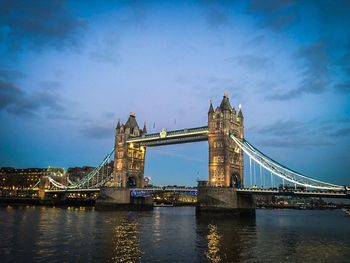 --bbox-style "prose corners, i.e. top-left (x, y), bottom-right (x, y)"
top-left (205, 224), bottom-right (222, 263)
top-left (0, 206), bottom-right (349, 262)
